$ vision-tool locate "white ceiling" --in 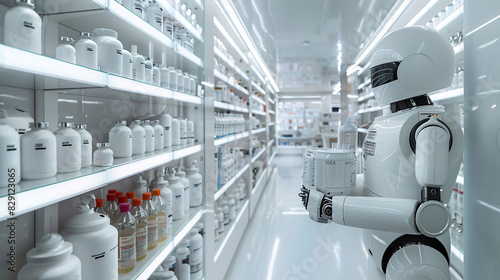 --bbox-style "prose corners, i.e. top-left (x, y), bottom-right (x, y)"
top-left (231, 0), bottom-right (397, 93)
